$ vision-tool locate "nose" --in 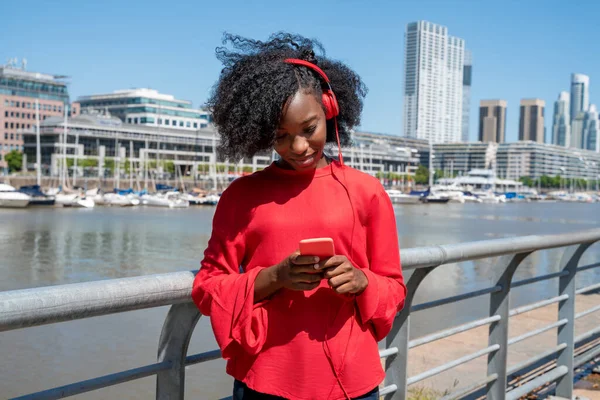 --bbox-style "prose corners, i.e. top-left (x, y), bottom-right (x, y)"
top-left (290, 135), bottom-right (309, 154)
